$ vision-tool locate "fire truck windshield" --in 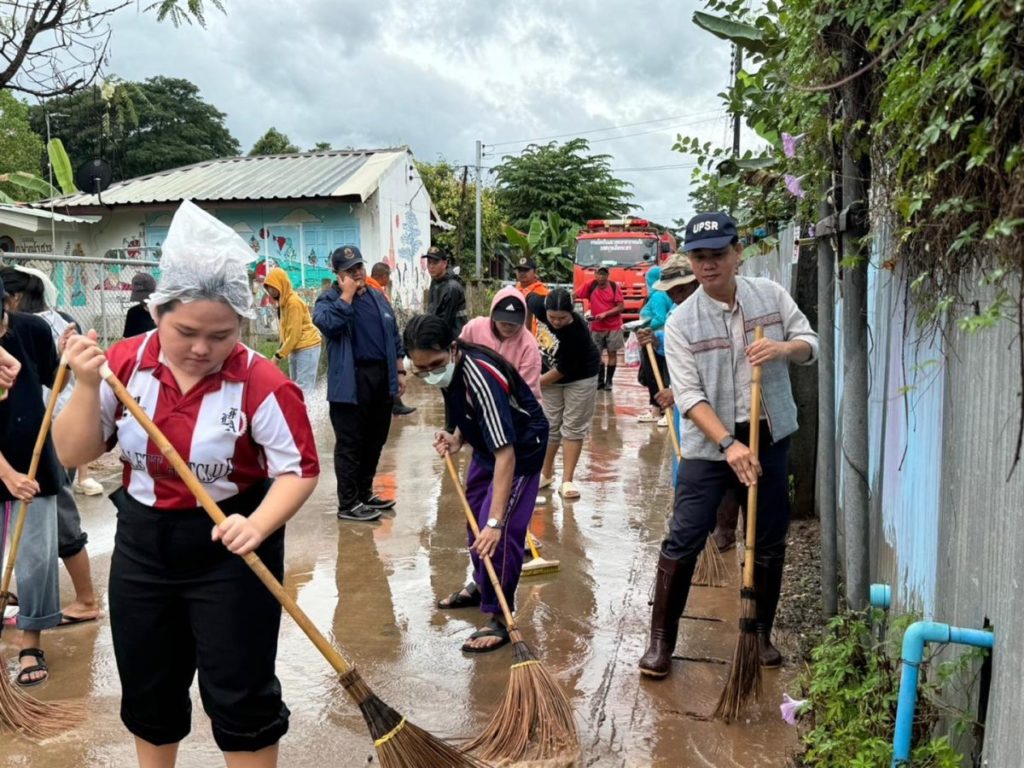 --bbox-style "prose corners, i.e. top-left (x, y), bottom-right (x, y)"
top-left (575, 237), bottom-right (658, 267)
